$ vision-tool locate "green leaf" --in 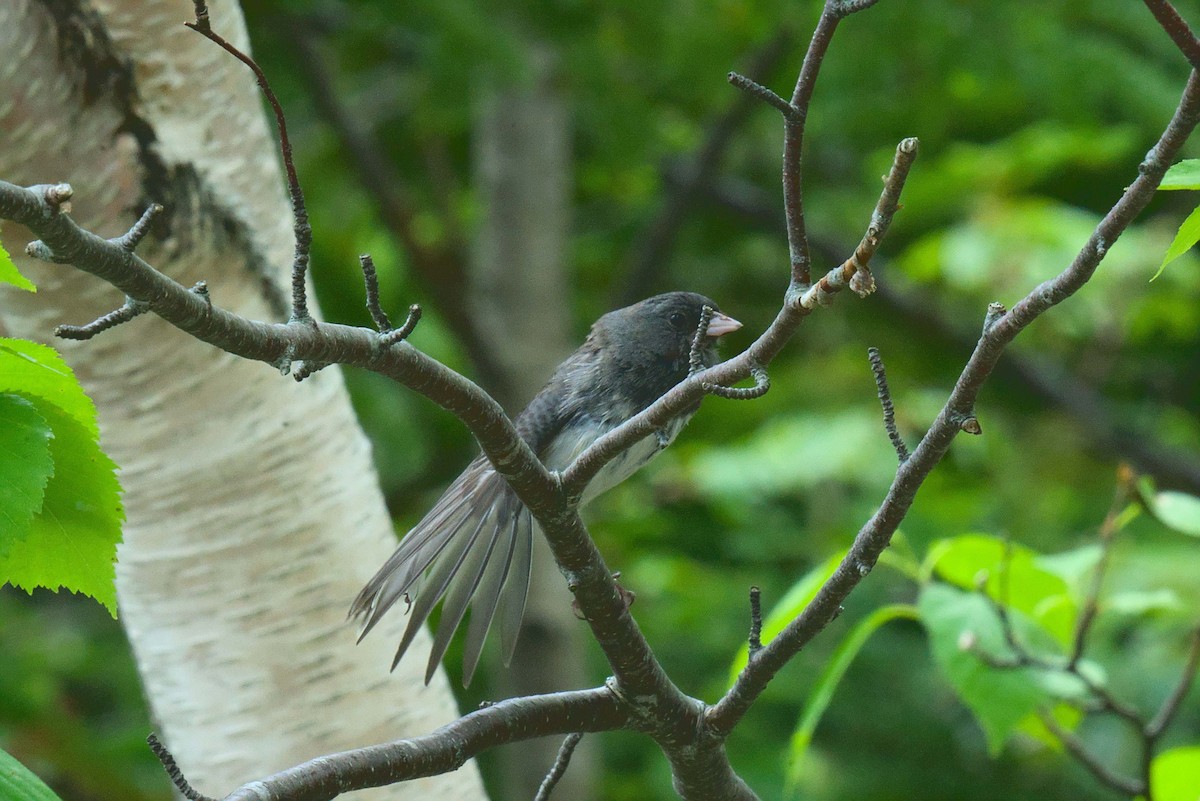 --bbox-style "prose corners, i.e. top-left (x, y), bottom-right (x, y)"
top-left (0, 748), bottom-right (65, 801)
top-left (0, 394), bottom-right (54, 556)
top-left (0, 339), bottom-right (99, 435)
top-left (922, 534), bottom-right (1075, 647)
top-left (1106, 588), bottom-right (1184, 616)
top-left (729, 553), bottom-right (843, 683)
top-left (1149, 491), bottom-right (1200, 537)
top-left (0, 339), bottom-right (122, 616)
top-left (1153, 204), bottom-right (1200, 280)
top-left (0, 400), bottom-right (122, 616)
top-left (1159, 159), bottom-right (1200, 190)
top-left (918, 583), bottom-right (1053, 754)
top-left (1150, 746), bottom-right (1200, 801)
top-left (1015, 703), bottom-right (1083, 751)
top-left (785, 604), bottom-right (919, 792)
top-left (0, 240), bottom-right (36, 293)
